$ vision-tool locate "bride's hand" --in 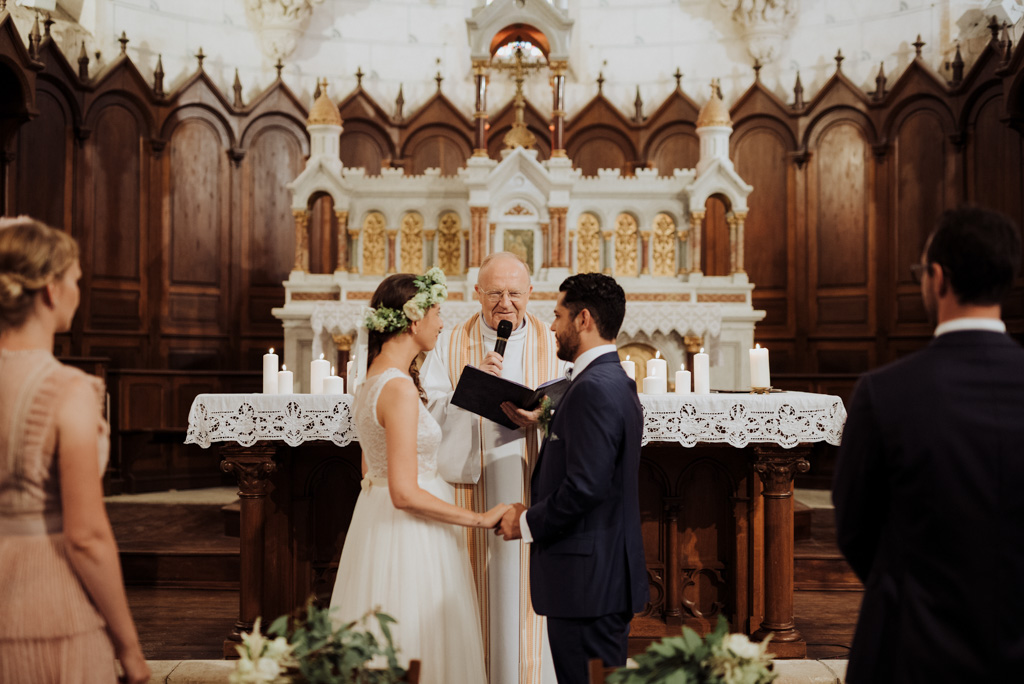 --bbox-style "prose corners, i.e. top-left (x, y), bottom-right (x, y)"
top-left (482, 503), bottom-right (511, 529)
